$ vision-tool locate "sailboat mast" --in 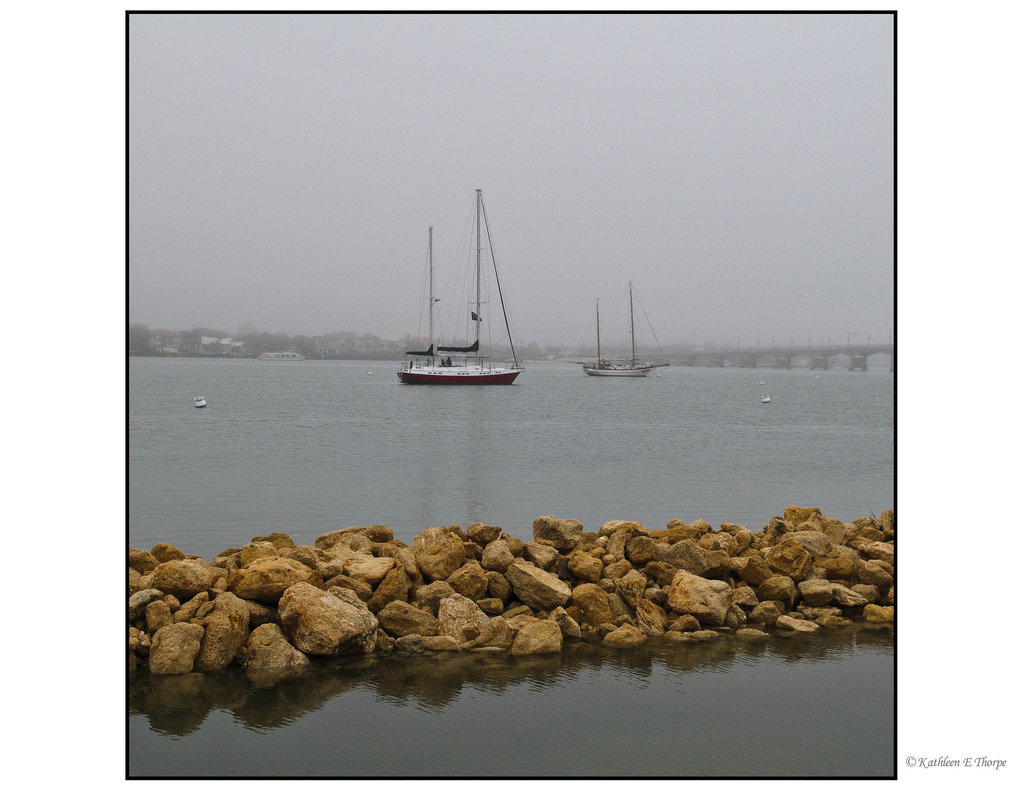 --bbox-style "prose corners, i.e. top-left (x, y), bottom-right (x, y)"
top-left (428, 226), bottom-right (434, 363)
top-left (629, 281), bottom-right (637, 366)
top-left (475, 188), bottom-right (482, 366)
top-left (596, 299), bottom-right (601, 361)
